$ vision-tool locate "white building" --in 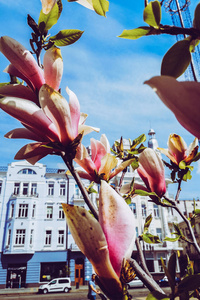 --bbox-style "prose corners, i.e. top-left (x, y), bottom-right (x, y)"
top-left (0, 130), bottom-right (182, 288)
